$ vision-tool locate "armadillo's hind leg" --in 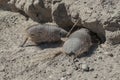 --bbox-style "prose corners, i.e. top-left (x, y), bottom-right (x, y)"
top-left (19, 37), bottom-right (29, 47)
